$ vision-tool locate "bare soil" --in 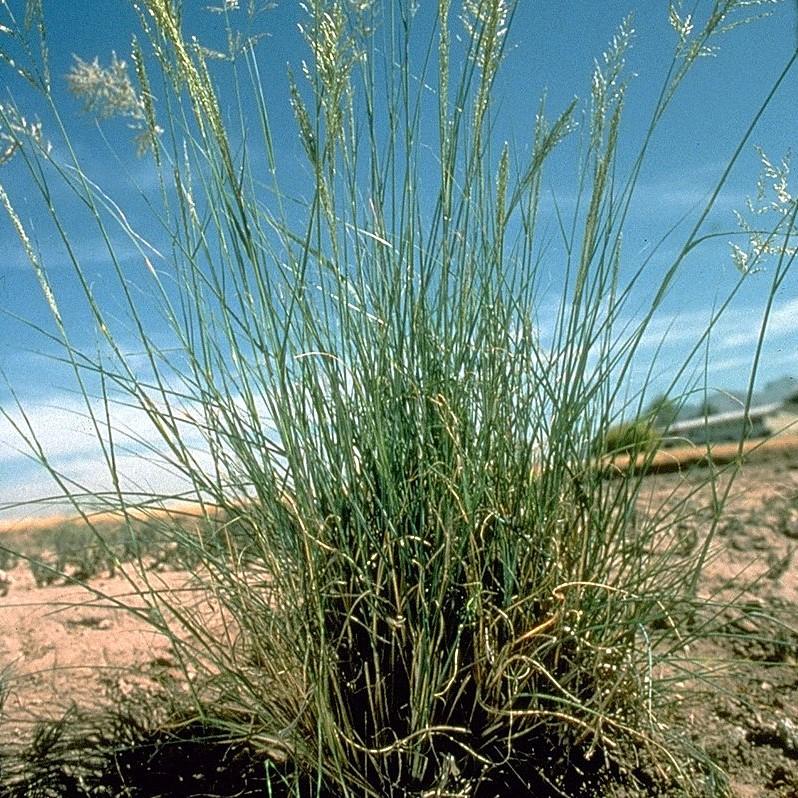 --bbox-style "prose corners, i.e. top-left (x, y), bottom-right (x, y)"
top-left (1, 446), bottom-right (798, 796)
top-left (0, 567), bottom-right (191, 743)
top-left (637, 450), bottom-right (798, 797)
